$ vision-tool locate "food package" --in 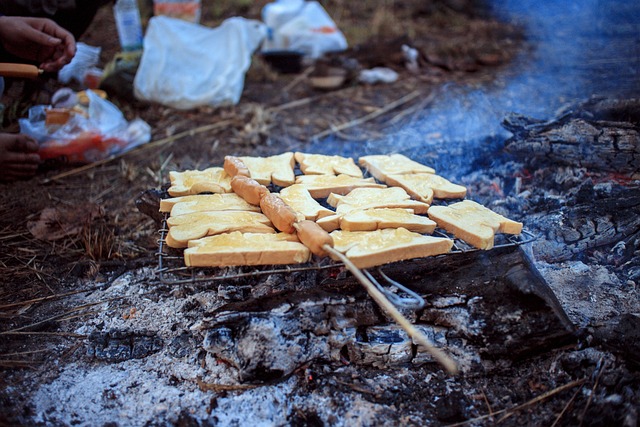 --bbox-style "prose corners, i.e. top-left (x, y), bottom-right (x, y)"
top-left (19, 90), bottom-right (151, 164)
